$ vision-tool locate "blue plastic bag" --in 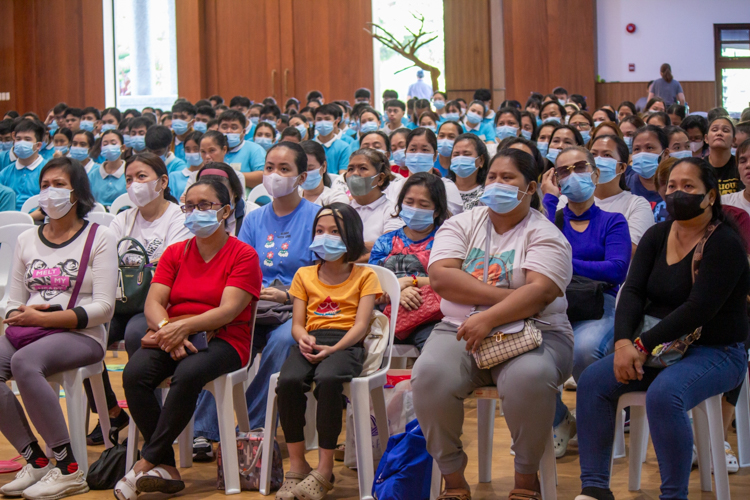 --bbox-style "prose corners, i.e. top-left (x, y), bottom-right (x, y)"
top-left (373, 419), bottom-right (433, 500)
